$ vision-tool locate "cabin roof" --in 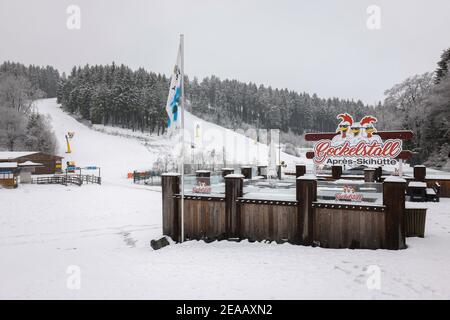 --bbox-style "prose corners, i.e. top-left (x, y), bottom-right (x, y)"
top-left (0, 162), bottom-right (18, 168)
top-left (0, 151), bottom-right (39, 160)
top-left (0, 151), bottom-right (63, 160)
top-left (18, 161), bottom-right (44, 167)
